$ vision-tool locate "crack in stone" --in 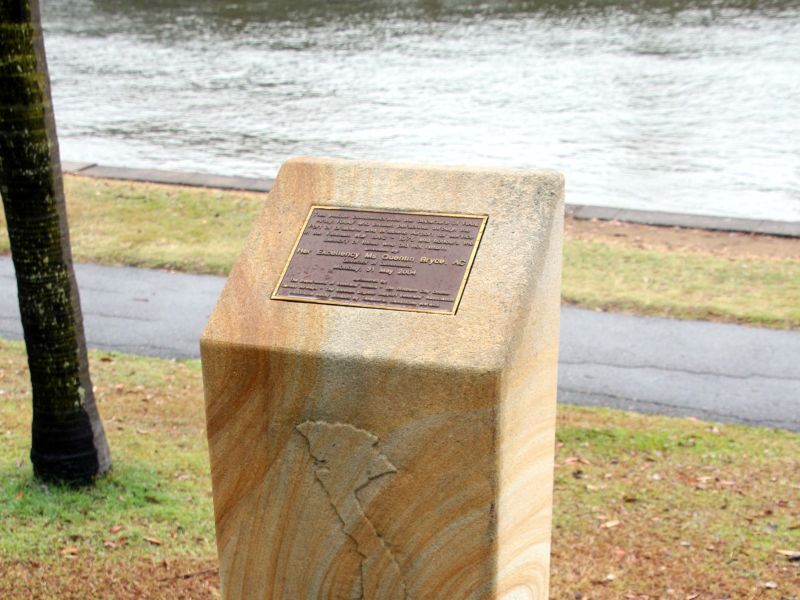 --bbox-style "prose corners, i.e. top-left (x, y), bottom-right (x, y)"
top-left (297, 420), bottom-right (409, 600)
